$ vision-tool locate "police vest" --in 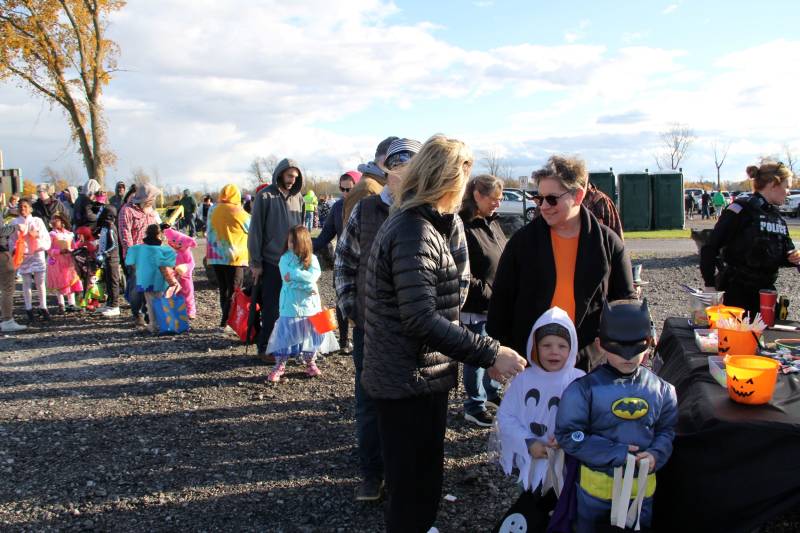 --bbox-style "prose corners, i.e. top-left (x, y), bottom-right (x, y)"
top-left (721, 194), bottom-right (791, 287)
